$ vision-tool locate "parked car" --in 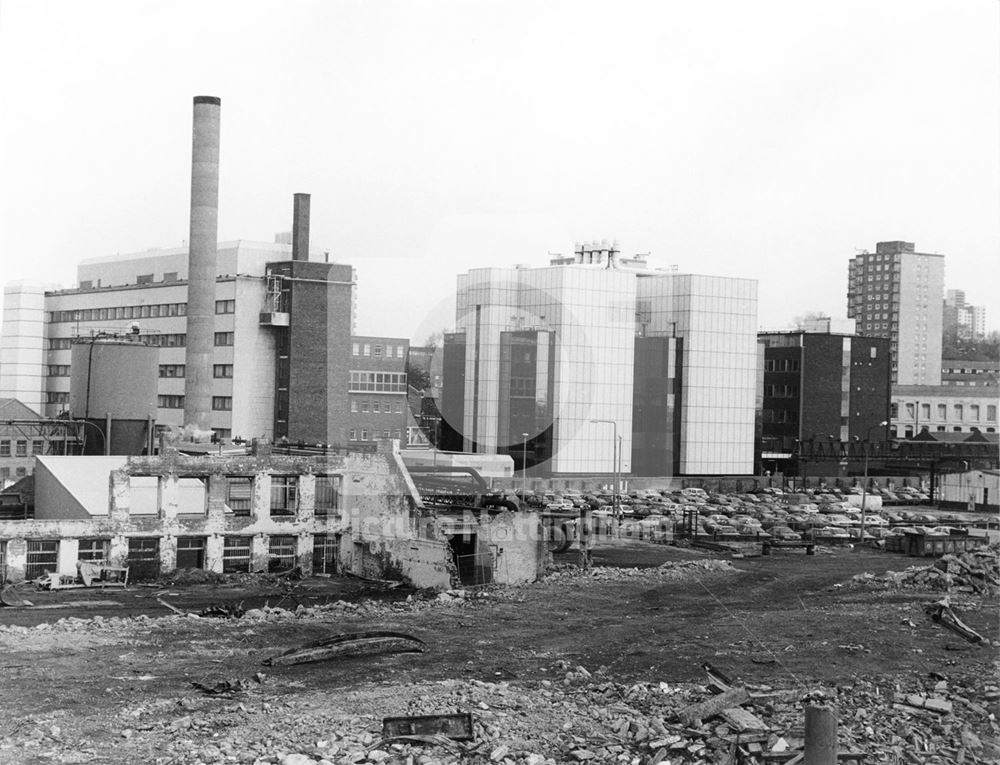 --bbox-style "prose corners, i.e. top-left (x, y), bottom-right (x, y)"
top-left (925, 526), bottom-right (966, 536)
top-left (809, 526), bottom-right (851, 539)
top-left (769, 526), bottom-right (802, 541)
top-left (862, 514), bottom-right (888, 527)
